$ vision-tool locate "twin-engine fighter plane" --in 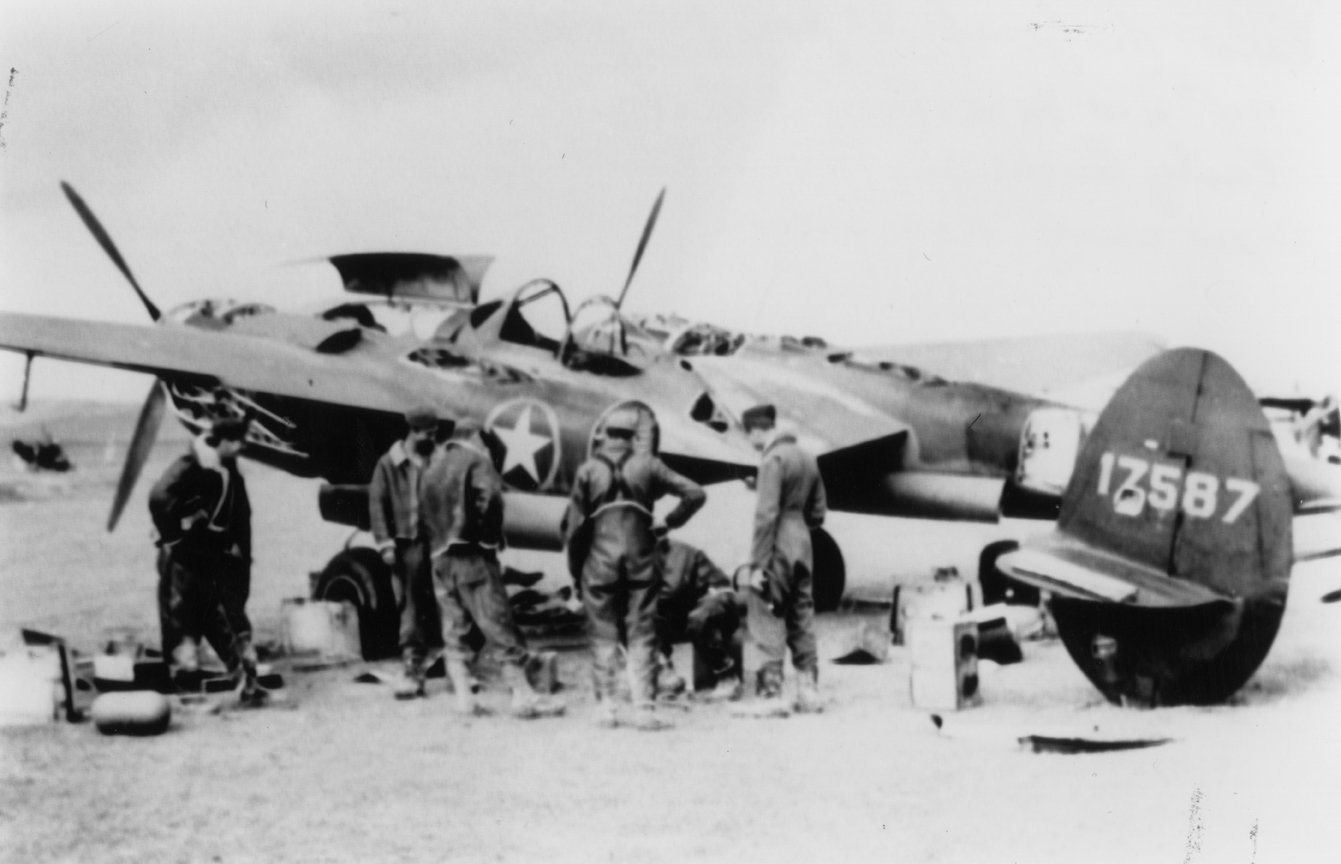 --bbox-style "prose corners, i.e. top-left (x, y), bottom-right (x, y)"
top-left (0, 184), bottom-right (751, 655)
